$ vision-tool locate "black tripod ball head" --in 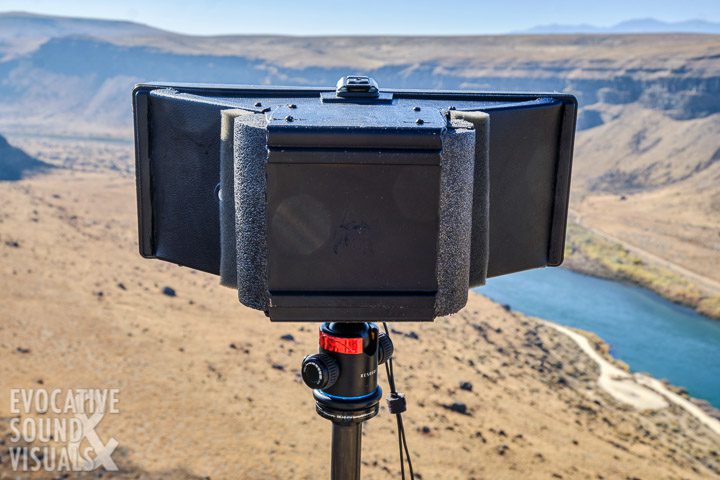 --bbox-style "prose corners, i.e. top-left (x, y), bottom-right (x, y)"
top-left (301, 327), bottom-right (393, 391)
top-left (300, 322), bottom-right (396, 425)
